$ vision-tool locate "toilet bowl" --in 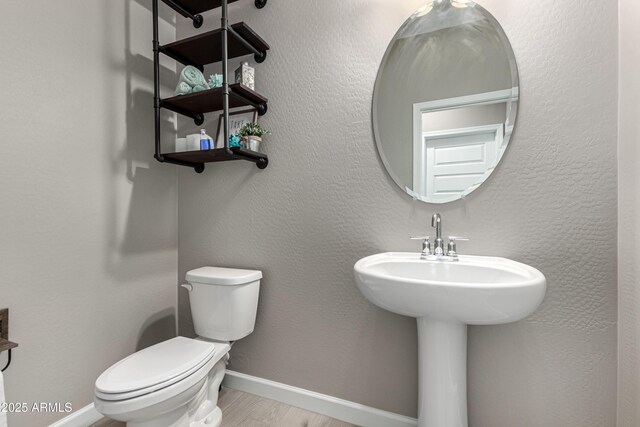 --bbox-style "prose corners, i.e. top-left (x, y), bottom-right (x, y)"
top-left (94, 267), bottom-right (262, 427)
